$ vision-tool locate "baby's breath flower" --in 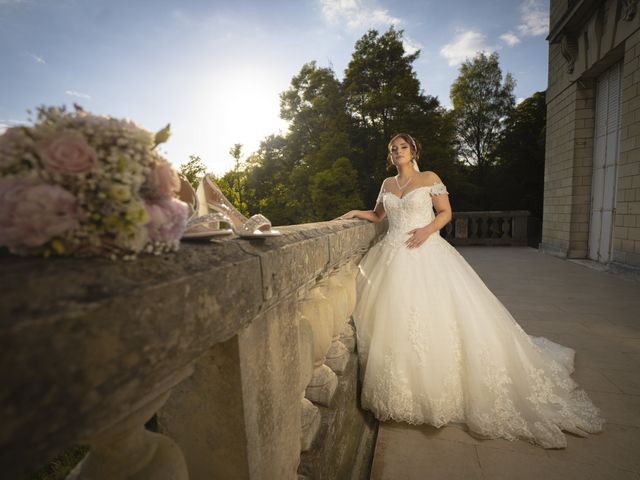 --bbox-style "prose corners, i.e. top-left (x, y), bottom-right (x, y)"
top-left (103, 215), bottom-right (121, 232)
top-left (126, 201), bottom-right (149, 225)
top-left (110, 184), bottom-right (131, 202)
